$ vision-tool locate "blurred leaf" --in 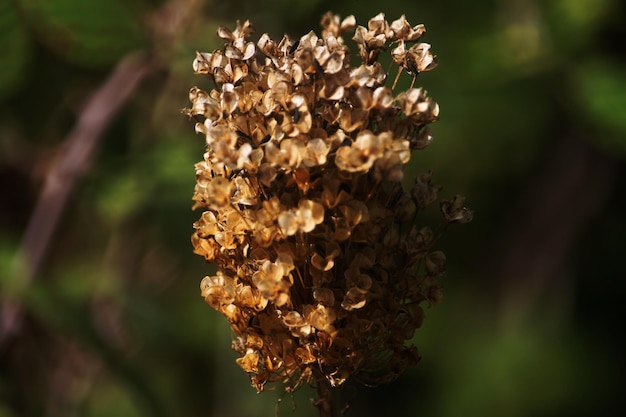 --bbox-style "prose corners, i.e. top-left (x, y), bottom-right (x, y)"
top-left (19, 0), bottom-right (145, 68)
top-left (54, 262), bottom-right (121, 301)
top-left (24, 281), bottom-right (170, 417)
top-left (147, 139), bottom-right (198, 199)
top-left (96, 172), bottom-right (145, 223)
top-left (573, 59), bottom-right (626, 153)
top-left (0, 239), bottom-right (27, 300)
top-left (0, 0), bottom-right (30, 100)
top-left (415, 291), bottom-right (603, 417)
top-left (83, 377), bottom-right (146, 417)
top-left (546, 0), bottom-right (615, 50)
